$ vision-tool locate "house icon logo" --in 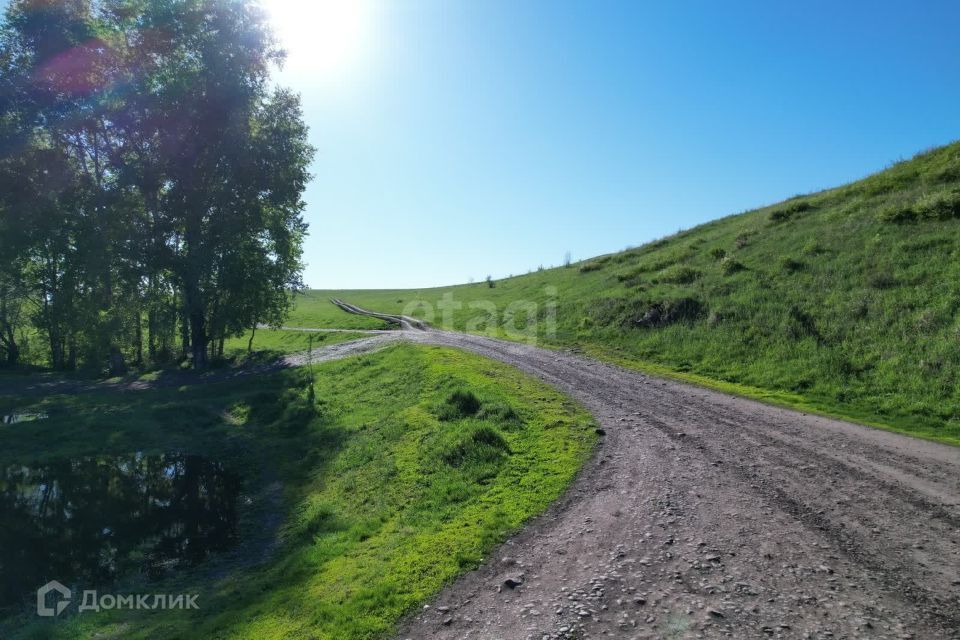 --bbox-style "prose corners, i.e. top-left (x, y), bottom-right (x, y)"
top-left (37, 580), bottom-right (71, 617)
